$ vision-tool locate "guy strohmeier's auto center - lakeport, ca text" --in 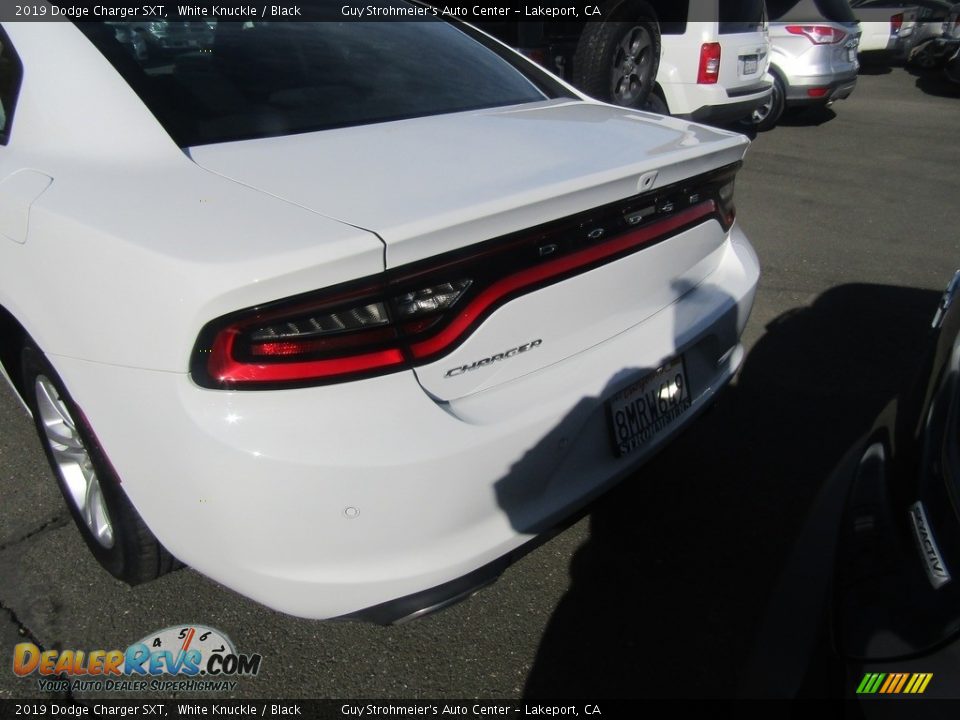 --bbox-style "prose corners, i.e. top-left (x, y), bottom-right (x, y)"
top-left (338, 4), bottom-right (600, 18)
